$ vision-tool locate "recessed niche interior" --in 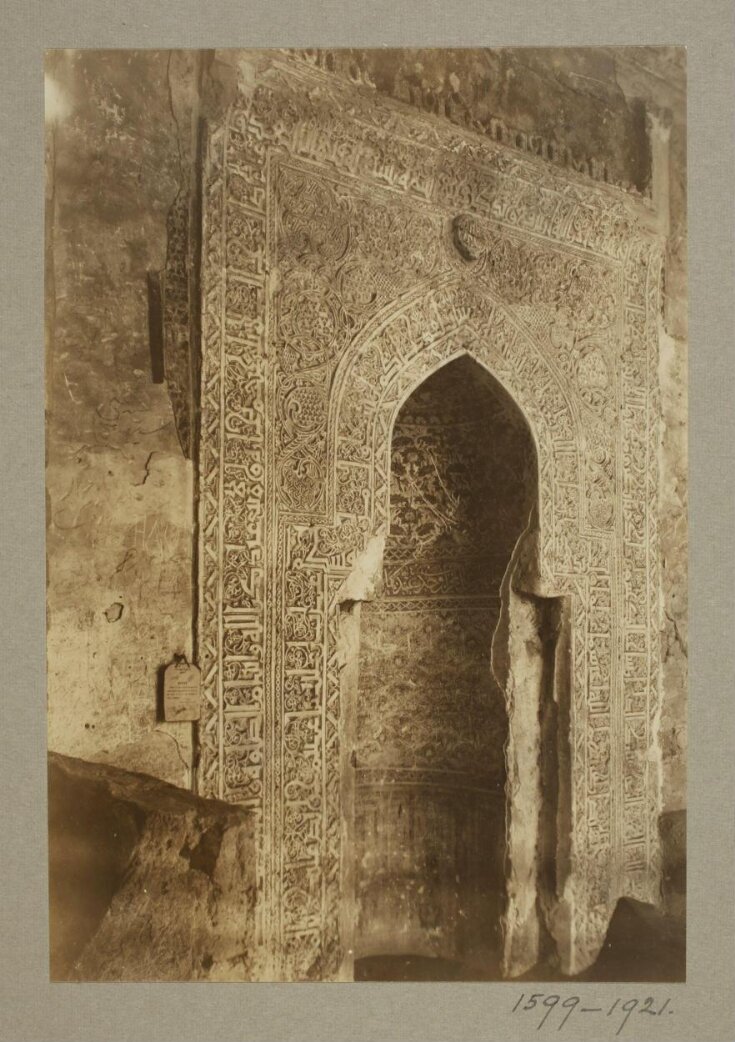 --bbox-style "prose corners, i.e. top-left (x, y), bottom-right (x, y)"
top-left (350, 355), bottom-right (538, 980)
